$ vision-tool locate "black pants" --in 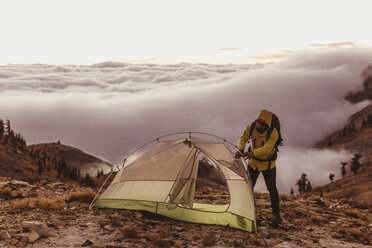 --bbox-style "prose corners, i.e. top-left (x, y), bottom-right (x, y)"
top-left (248, 165), bottom-right (280, 215)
